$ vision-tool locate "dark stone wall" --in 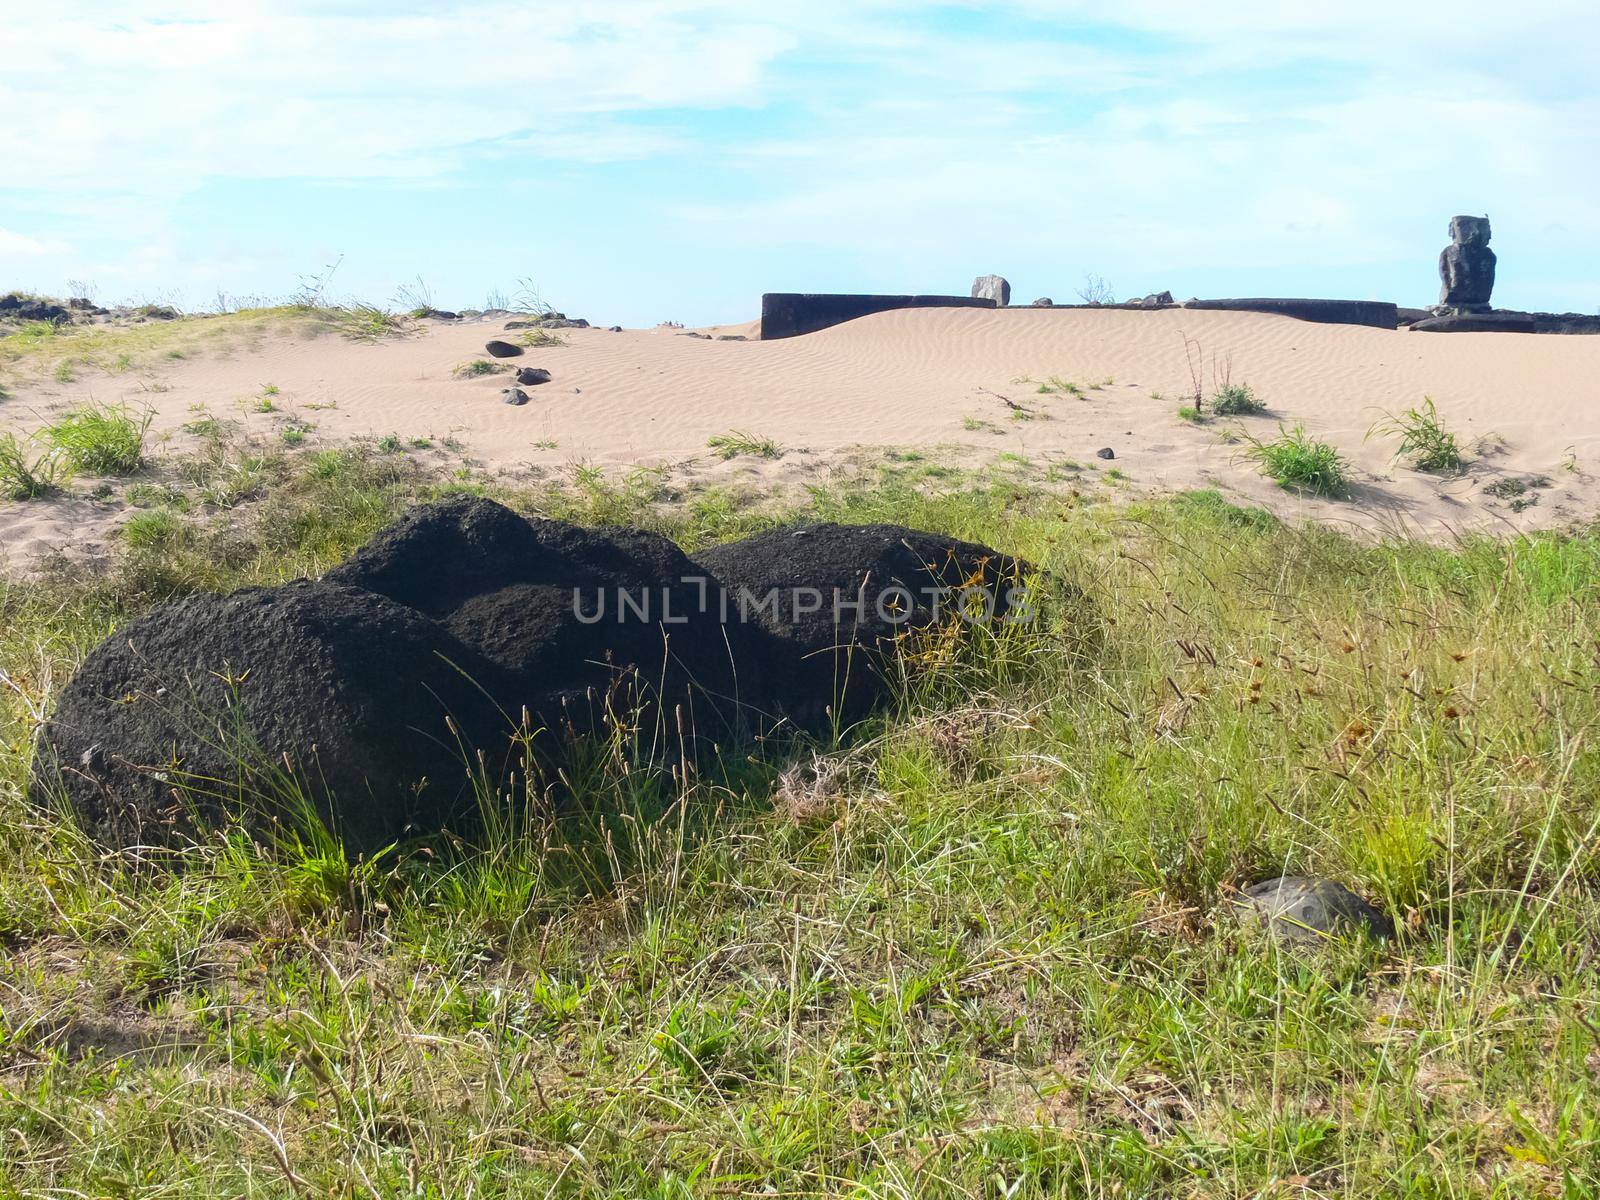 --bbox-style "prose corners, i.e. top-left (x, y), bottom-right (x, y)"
top-left (760, 293), bottom-right (997, 340)
top-left (1182, 298), bottom-right (1400, 329)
